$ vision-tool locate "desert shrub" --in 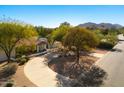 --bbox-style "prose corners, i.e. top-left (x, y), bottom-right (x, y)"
top-left (97, 41), bottom-right (114, 50)
top-left (5, 82), bottom-right (14, 87)
top-left (97, 32), bottom-right (117, 50)
top-left (0, 63), bottom-right (18, 78)
top-left (80, 66), bottom-right (106, 86)
top-left (18, 58), bottom-right (27, 65)
top-left (16, 56), bottom-right (29, 66)
top-left (16, 44), bottom-right (36, 57)
top-left (56, 64), bottom-right (107, 87)
top-left (70, 65), bottom-right (107, 87)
